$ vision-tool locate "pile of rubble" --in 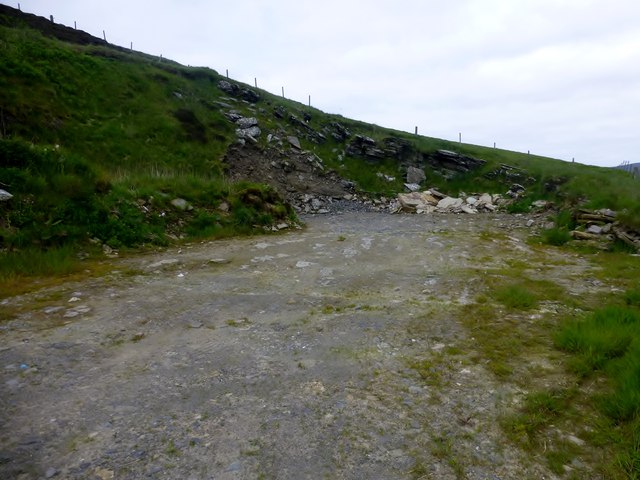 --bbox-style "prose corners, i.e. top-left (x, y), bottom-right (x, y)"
top-left (571, 209), bottom-right (640, 251)
top-left (396, 189), bottom-right (504, 214)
